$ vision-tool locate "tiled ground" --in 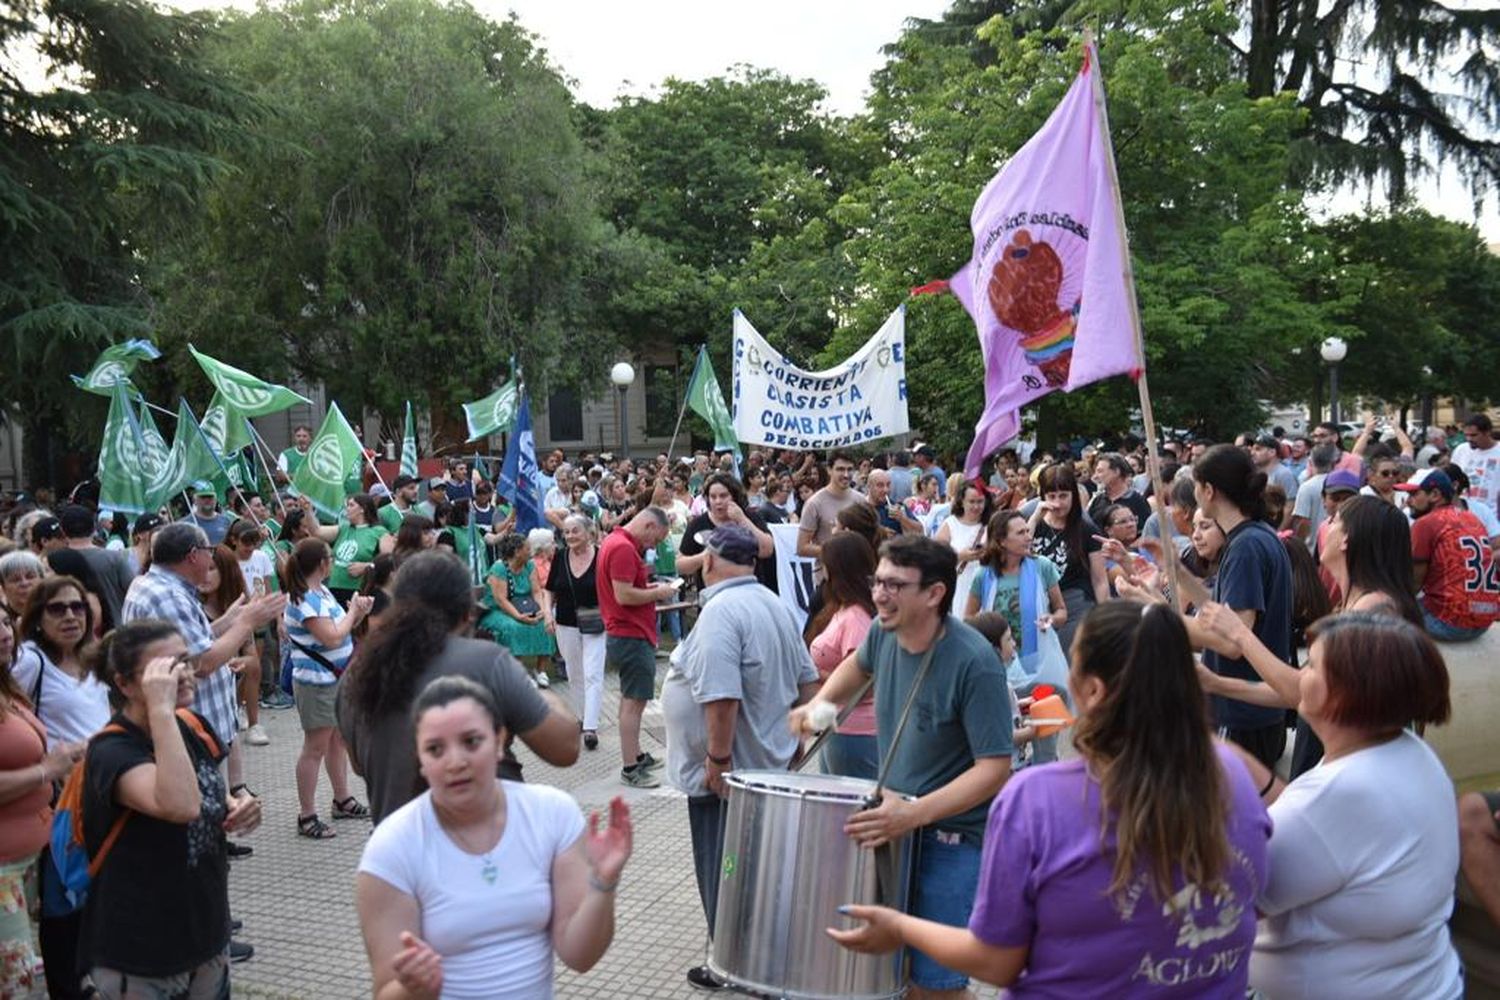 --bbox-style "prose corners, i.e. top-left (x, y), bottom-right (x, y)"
top-left (226, 665), bottom-right (717, 999)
